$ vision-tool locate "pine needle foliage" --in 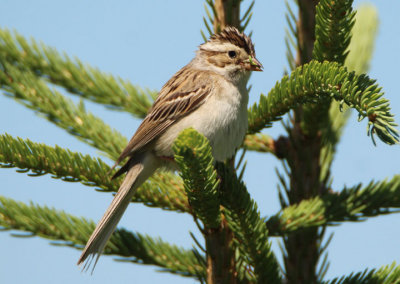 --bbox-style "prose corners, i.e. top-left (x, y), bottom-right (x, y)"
top-left (243, 133), bottom-right (275, 154)
top-left (312, 0), bottom-right (356, 183)
top-left (320, 4), bottom-right (379, 184)
top-left (313, 0), bottom-right (356, 64)
top-left (267, 175), bottom-right (400, 235)
top-left (172, 128), bottom-right (281, 282)
top-left (0, 133), bottom-right (189, 212)
top-left (216, 162), bottom-right (281, 283)
top-left (0, 62), bottom-right (126, 160)
top-left (0, 196), bottom-right (205, 279)
top-left (248, 60), bottom-right (398, 145)
top-left (201, 0), bottom-right (254, 40)
top-left (173, 128), bottom-right (221, 229)
top-left (323, 262), bottom-right (400, 284)
top-left (277, 1), bottom-right (396, 282)
top-left (0, 133), bottom-right (113, 186)
top-left (312, 0), bottom-right (355, 159)
top-left (0, 28), bottom-right (155, 118)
